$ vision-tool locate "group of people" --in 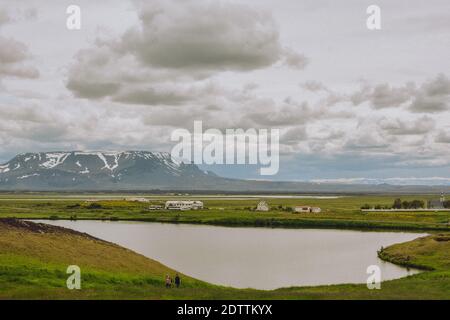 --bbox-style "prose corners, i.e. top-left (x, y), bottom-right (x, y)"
top-left (165, 274), bottom-right (181, 288)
